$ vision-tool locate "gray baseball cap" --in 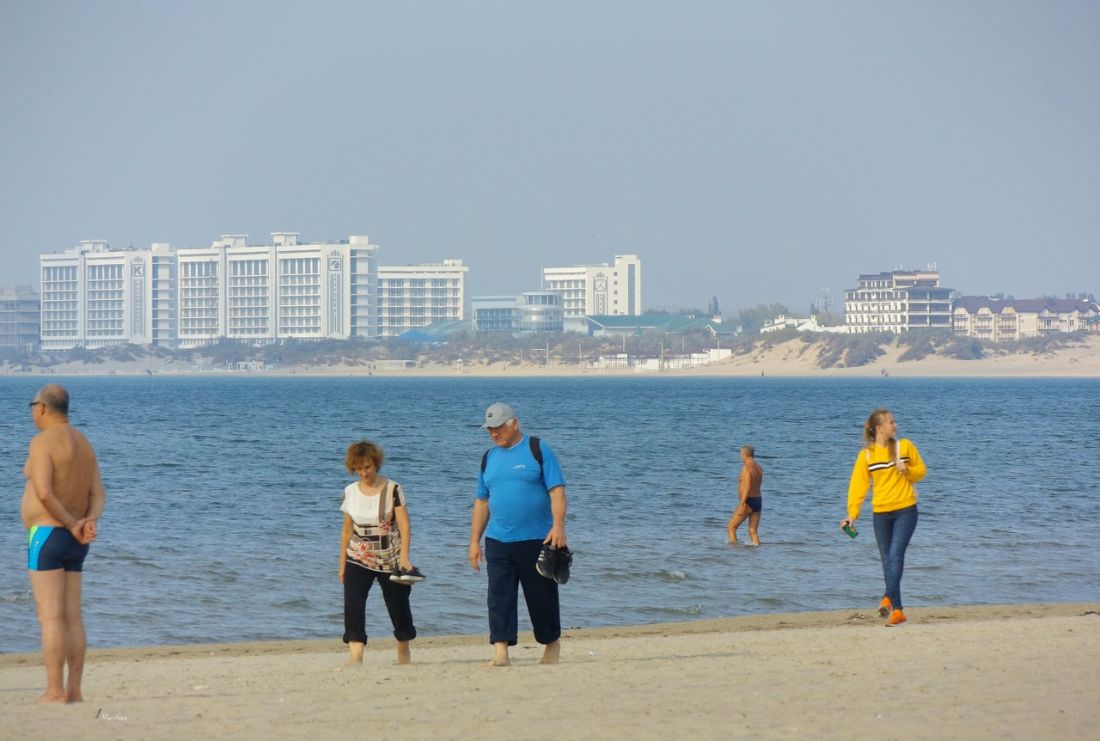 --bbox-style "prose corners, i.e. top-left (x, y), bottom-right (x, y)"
top-left (481, 402), bottom-right (517, 429)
